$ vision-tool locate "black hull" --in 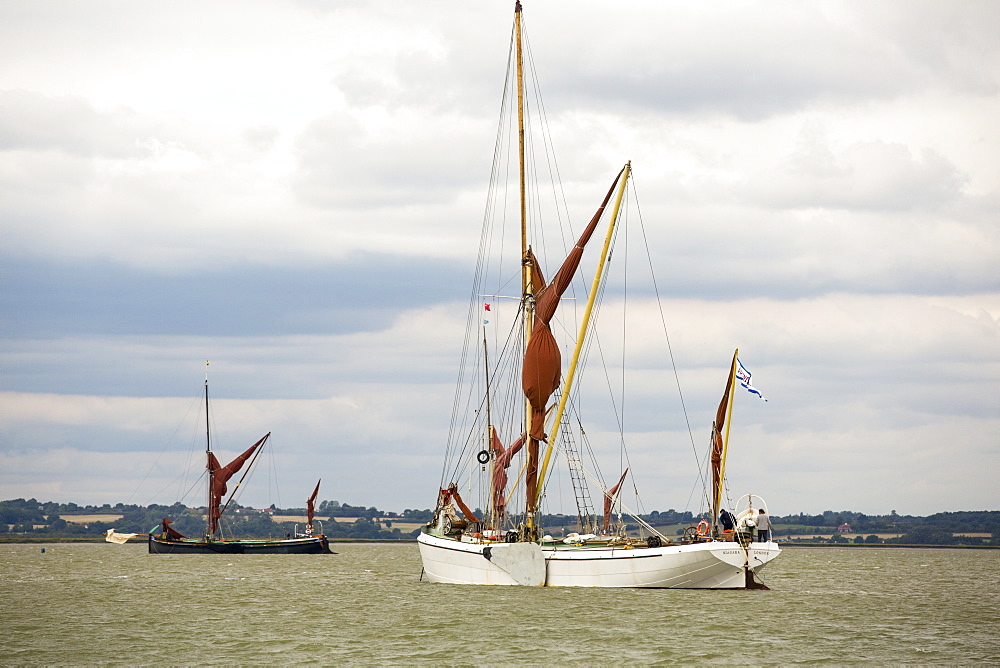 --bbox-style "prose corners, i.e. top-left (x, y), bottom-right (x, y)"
top-left (148, 534), bottom-right (332, 554)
